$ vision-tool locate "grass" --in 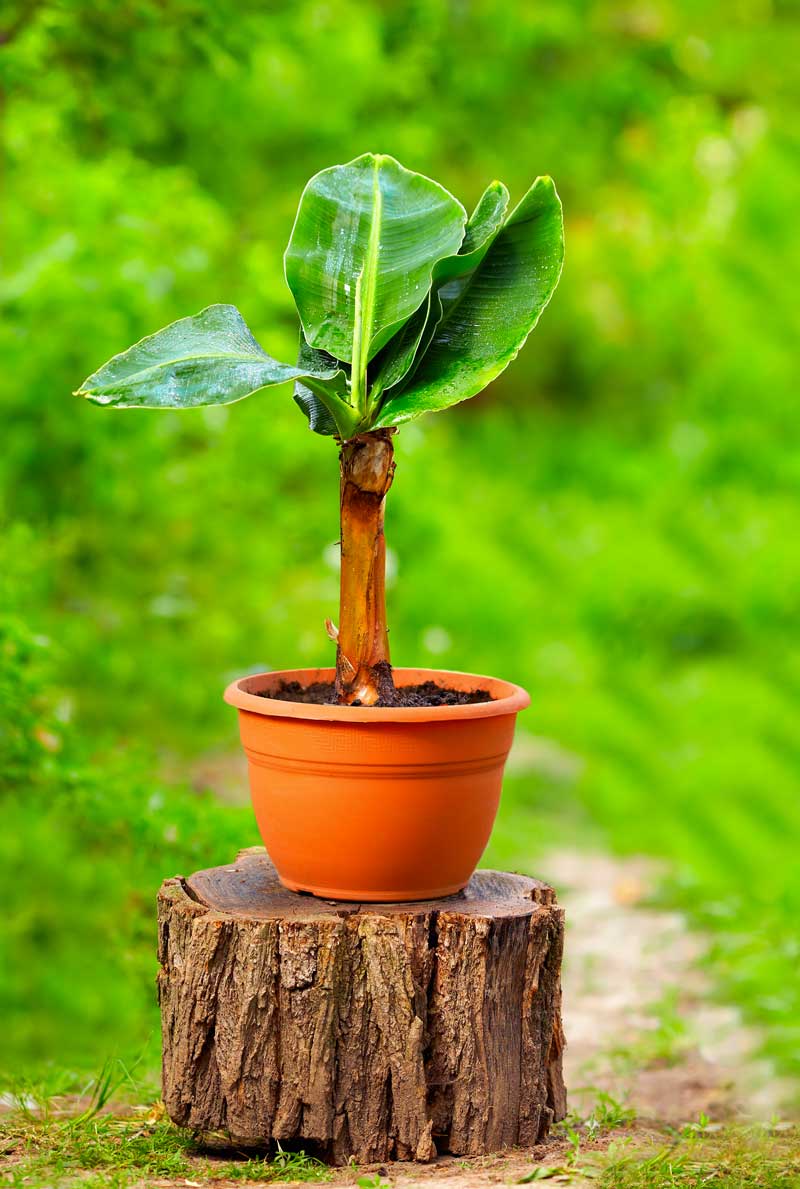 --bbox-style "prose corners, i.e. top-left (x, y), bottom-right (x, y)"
top-left (0, 1098), bottom-right (332, 1189)
top-left (596, 1129), bottom-right (800, 1188)
top-left (517, 1101), bottom-right (800, 1187)
top-left (4, 1087), bottom-right (797, 1189)
top-left (604, 990), bottom-right (693, 1074)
